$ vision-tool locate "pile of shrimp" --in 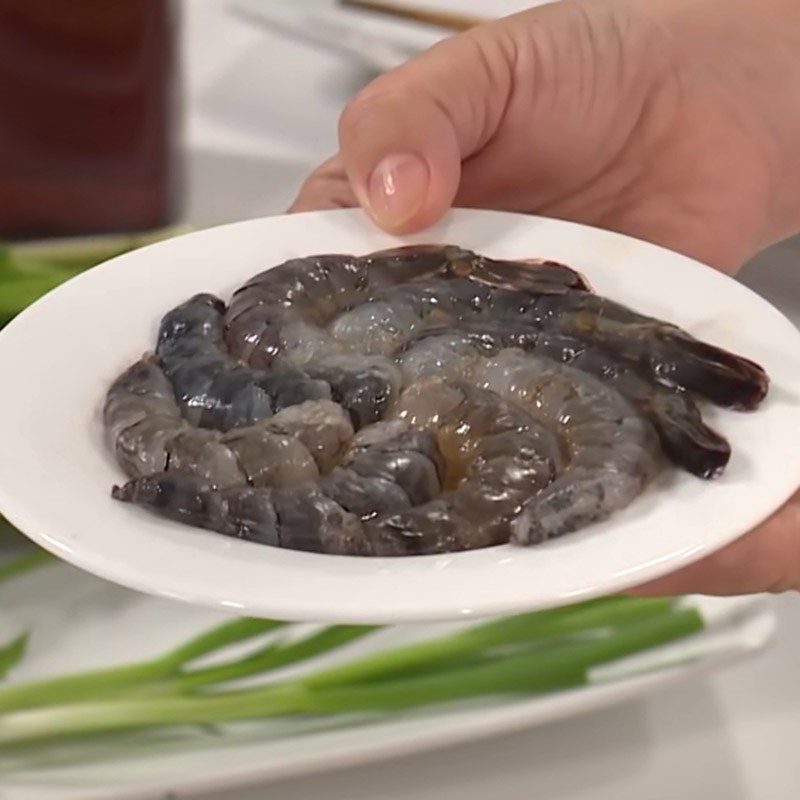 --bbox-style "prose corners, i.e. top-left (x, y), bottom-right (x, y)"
top-left (105, 245), bottom-right (769, 556)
